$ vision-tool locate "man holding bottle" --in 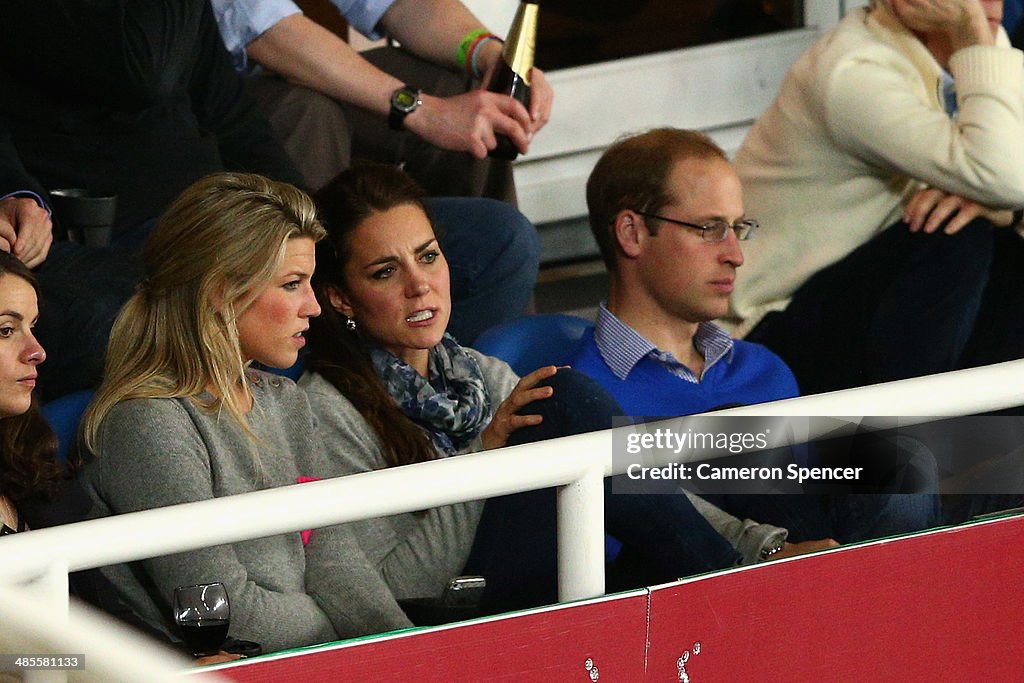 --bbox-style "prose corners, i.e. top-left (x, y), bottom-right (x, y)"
top-left (211, 0), bottom-right (554, 201)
